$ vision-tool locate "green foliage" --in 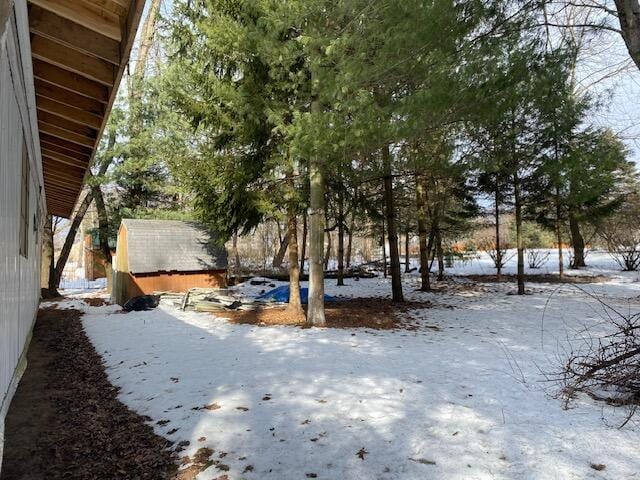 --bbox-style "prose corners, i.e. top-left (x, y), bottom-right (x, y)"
top-left (509, 220), bottom-right (555, 249)
top-left (96, 0), bottom-right (636, 271)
